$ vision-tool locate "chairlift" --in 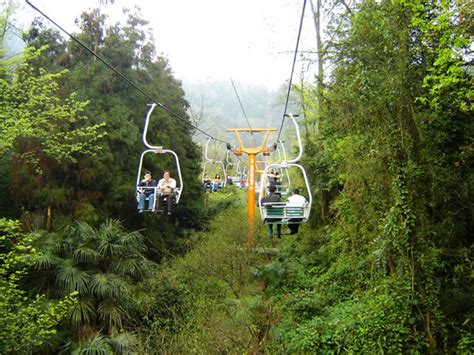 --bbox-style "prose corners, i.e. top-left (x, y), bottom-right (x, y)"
top-left (271, 142), bottom-right (291, 196)
top-left (136, 104), bottom-right (183, 212)
top-left (239, 166), bottom-right (249, 188)
top-left (201, 137), bottom-right (226, 192)
top-left (224, 150), bottom-right (241, 185)
top-left (256, 158), bottom-right (274, 194)
top-left (258, 114), bottom-right (312, 225)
